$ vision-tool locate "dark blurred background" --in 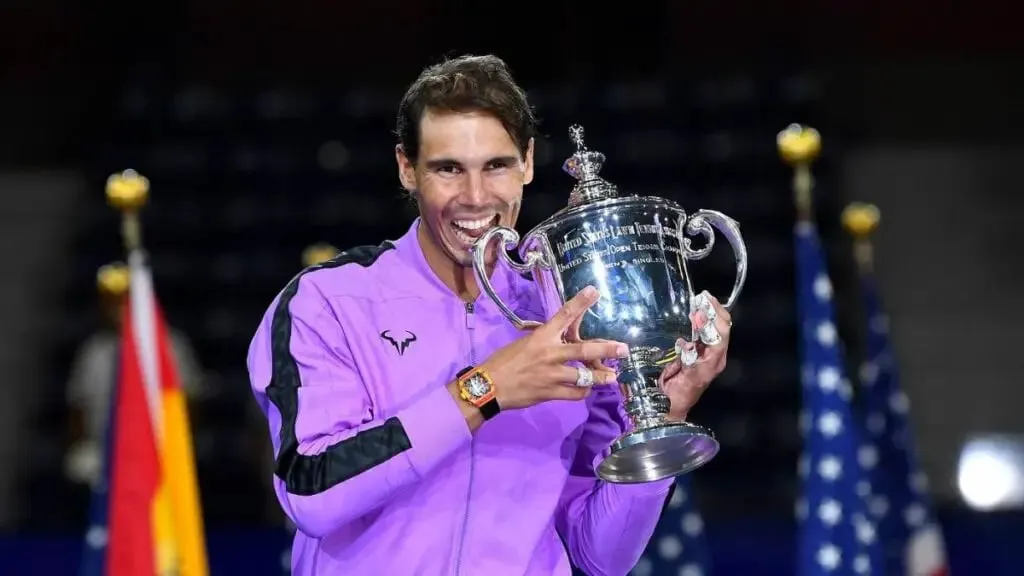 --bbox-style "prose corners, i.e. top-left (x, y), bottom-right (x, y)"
top-left (2, 0), bottom-right (1023, 573)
